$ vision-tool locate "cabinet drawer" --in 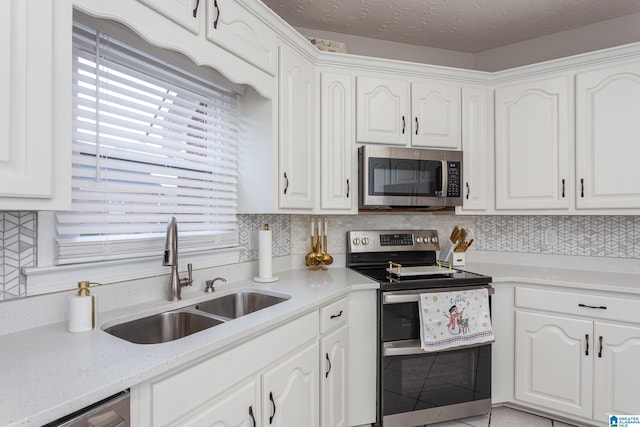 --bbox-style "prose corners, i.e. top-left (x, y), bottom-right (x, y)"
top-left (515, 287), bottom-right (640, 324)
top-left (320, 297), bottom-right (348, 334)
